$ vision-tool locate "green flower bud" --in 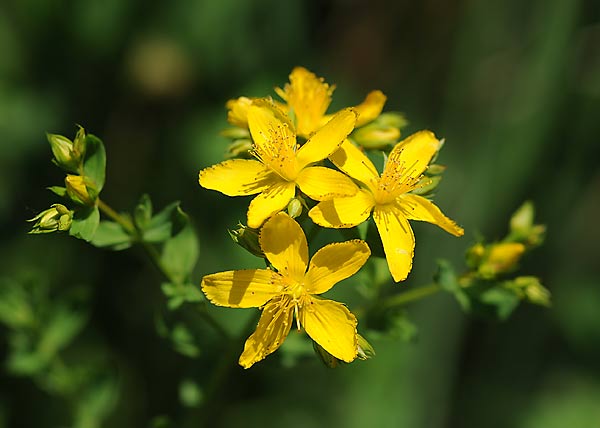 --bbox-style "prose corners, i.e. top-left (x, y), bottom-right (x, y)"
top-left (47, 133), bottom-right (77, 171)
top-left (356, 334), bottom-right (376, 360)
top-left (411, 175), bottom-right (442, 196)
top-left (73, 125), bottom-right (87, 159)
top-left (47, 127), bottom-right (86, 172)
top-left (27, 204), bottom-right (73, 234)
top-left (510, 201), bottom-right (534, 233)
top-left (426, 164), bottom-right (447, 176)
top-left (508, 276), bottom-right (551, 307)
top-left (225, 139), bottom-right (253, 158)
top-left (228, 223), bottom-right (264, 258)
top-left (287, 198), bottom-right (303, 219)
top-left (376, 112), bottom-right (408, 129)
top-left (508, 201), bottom-right (546, 248)
top-left (221, 127), bottom-right (251, 140)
